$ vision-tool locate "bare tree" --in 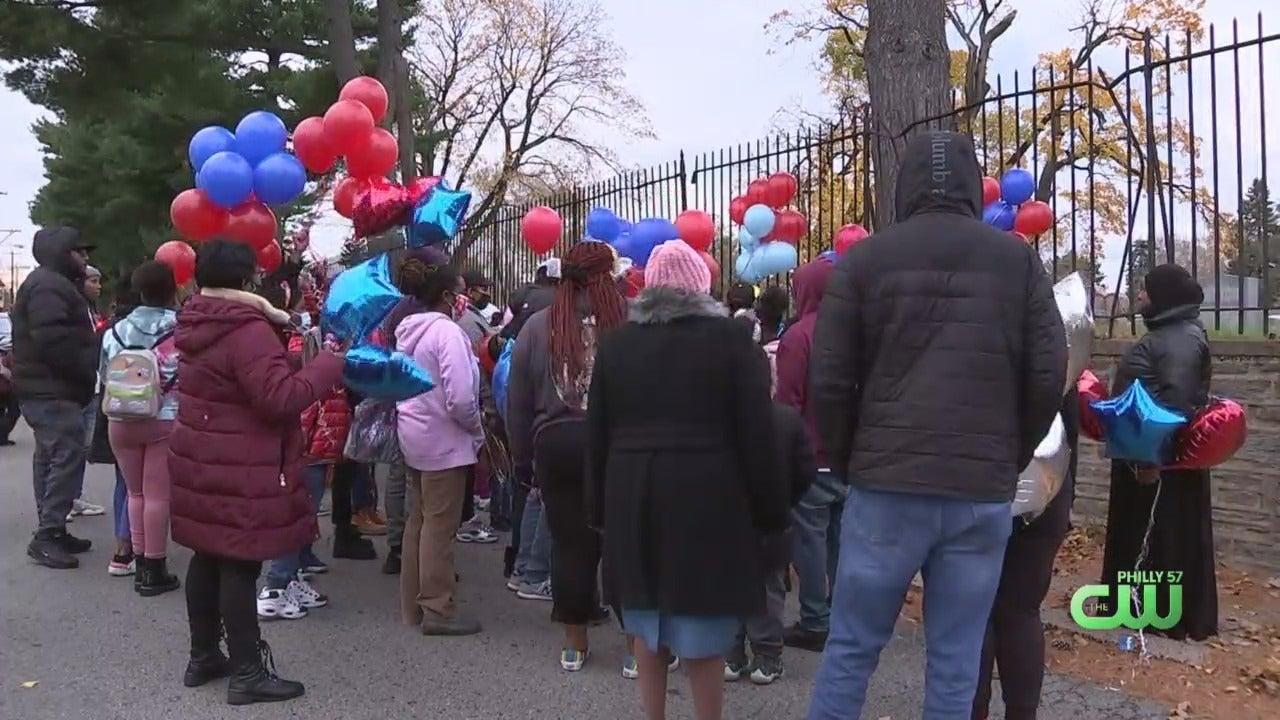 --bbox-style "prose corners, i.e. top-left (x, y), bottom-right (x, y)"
top-left (864, 0), bottom-right (954, 226)
top-left (408, 0), bottom-right (652, 252)
top-left (376, 0), bottom-right (416, 181)
top-left (324, 0), bottom-right (360, 84)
